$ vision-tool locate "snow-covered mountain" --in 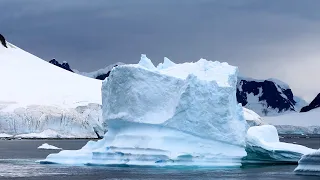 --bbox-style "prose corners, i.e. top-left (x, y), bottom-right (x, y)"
top-left (237, 77), bottom-right (307, 116)
top-left (0, 41), bottom-right (104, 138)
top-left (300, 93), bottom-right (320, 112)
